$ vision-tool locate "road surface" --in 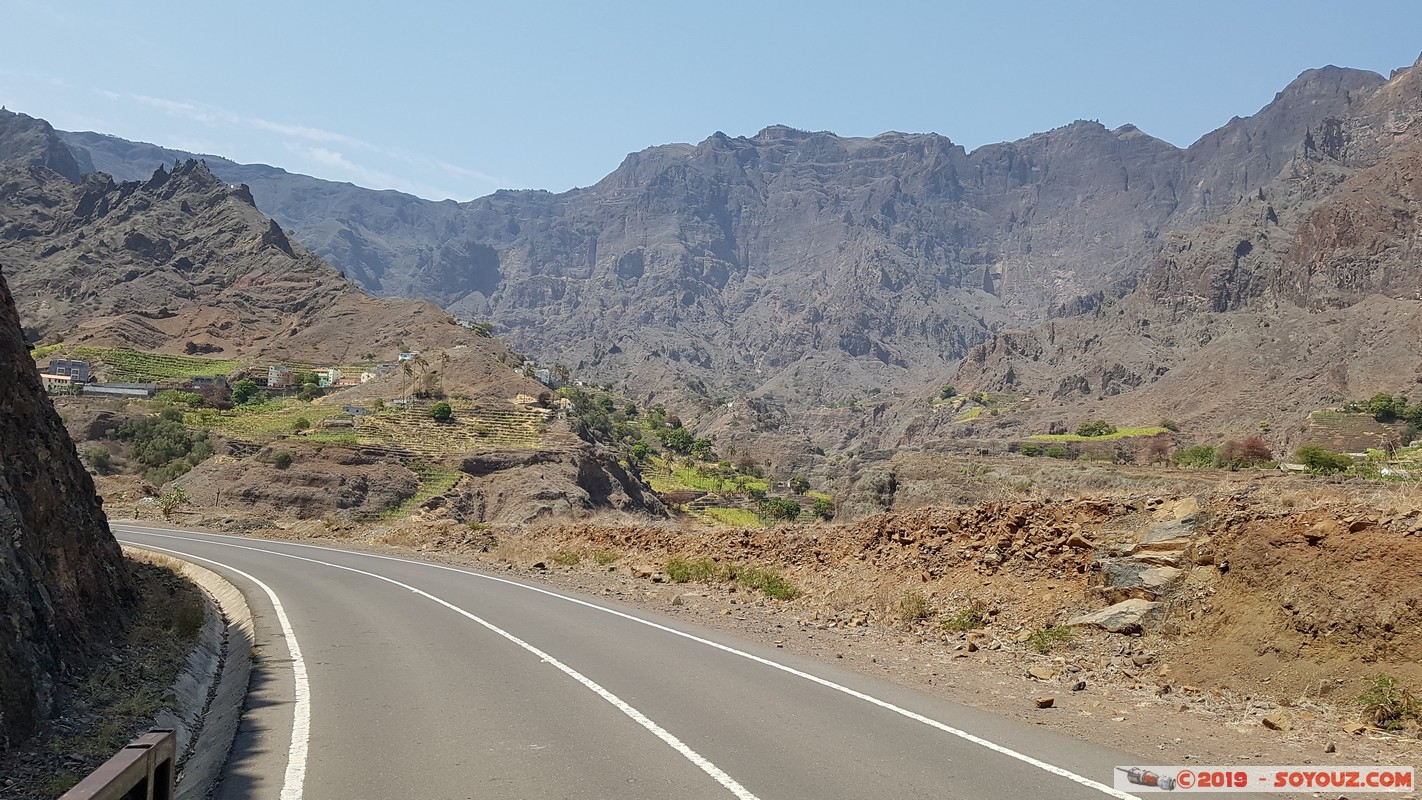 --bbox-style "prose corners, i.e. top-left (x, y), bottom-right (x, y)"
top-left (114, 523), bottom-right (1149, 800)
